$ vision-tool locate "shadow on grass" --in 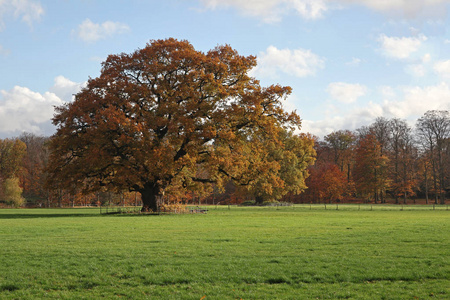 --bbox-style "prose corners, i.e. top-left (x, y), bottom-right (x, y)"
top-left (0, 213), bottom-right (102, 219)
top-left (0, 209), bottom-right (163, 219)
